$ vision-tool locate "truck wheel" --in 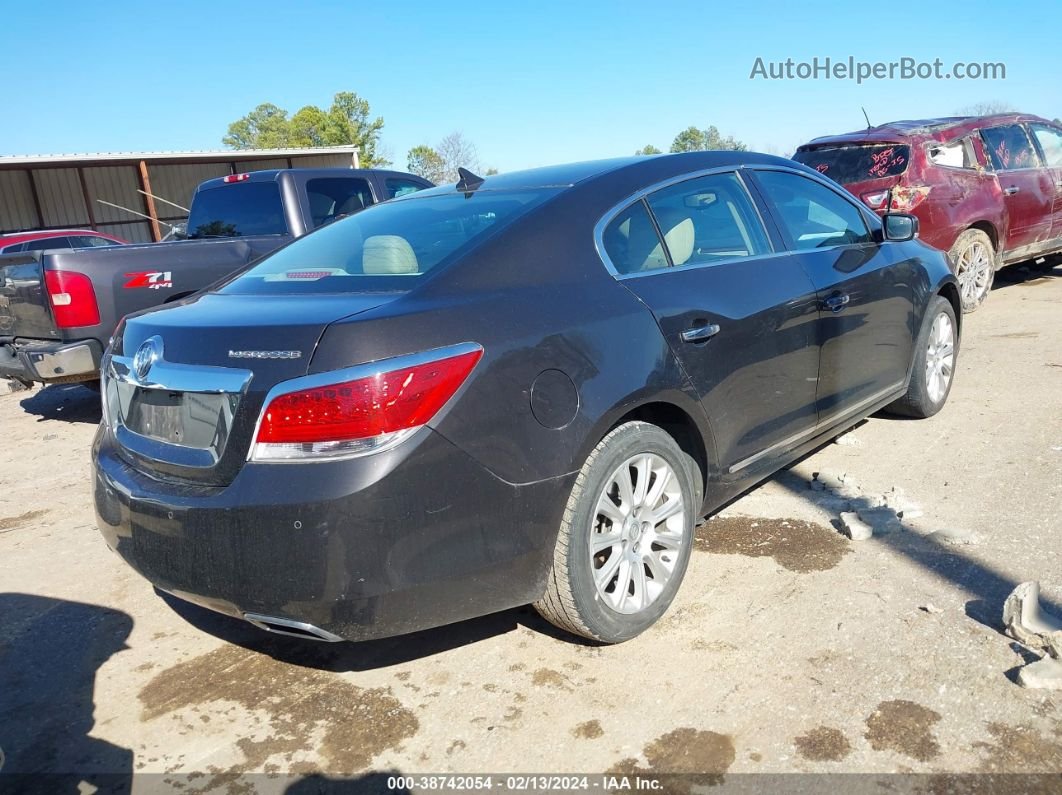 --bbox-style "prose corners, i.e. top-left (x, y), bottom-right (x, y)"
top-left (886, 296), bottom-right (958, 419)
top-left (948, 229), bottom-right (995, 313)
top-left (534, 421), bottom-right (698, 643)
